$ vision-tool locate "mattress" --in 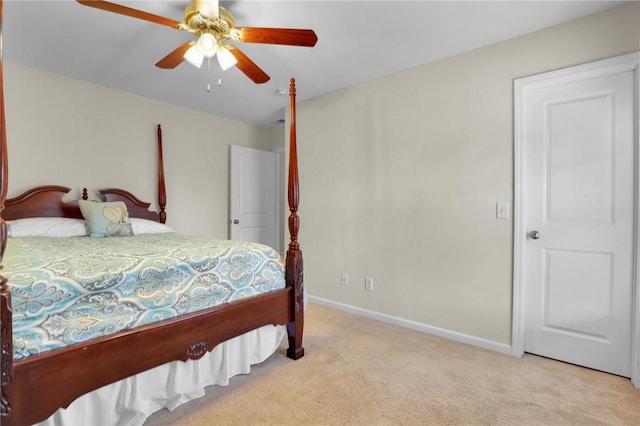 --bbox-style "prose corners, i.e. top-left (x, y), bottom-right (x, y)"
top-left (4, 234), bottom-right (285, 360)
